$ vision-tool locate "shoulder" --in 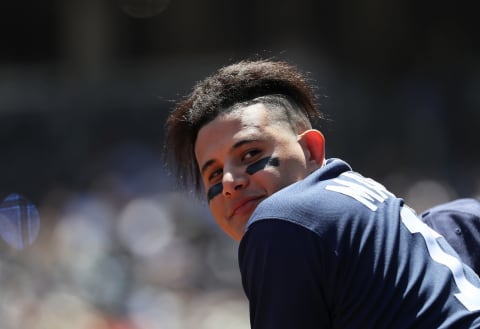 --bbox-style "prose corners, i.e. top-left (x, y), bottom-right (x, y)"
top-left (239, 218), bottom-right (330, 289)
top-left (421, 198), bottom-right (480, 275)
top-left (247, 159), bottom-right (400, 235)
